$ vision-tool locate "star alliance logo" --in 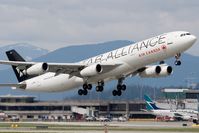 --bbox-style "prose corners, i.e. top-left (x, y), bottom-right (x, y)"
top-left (16, 67), bottom-right (25, 77)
